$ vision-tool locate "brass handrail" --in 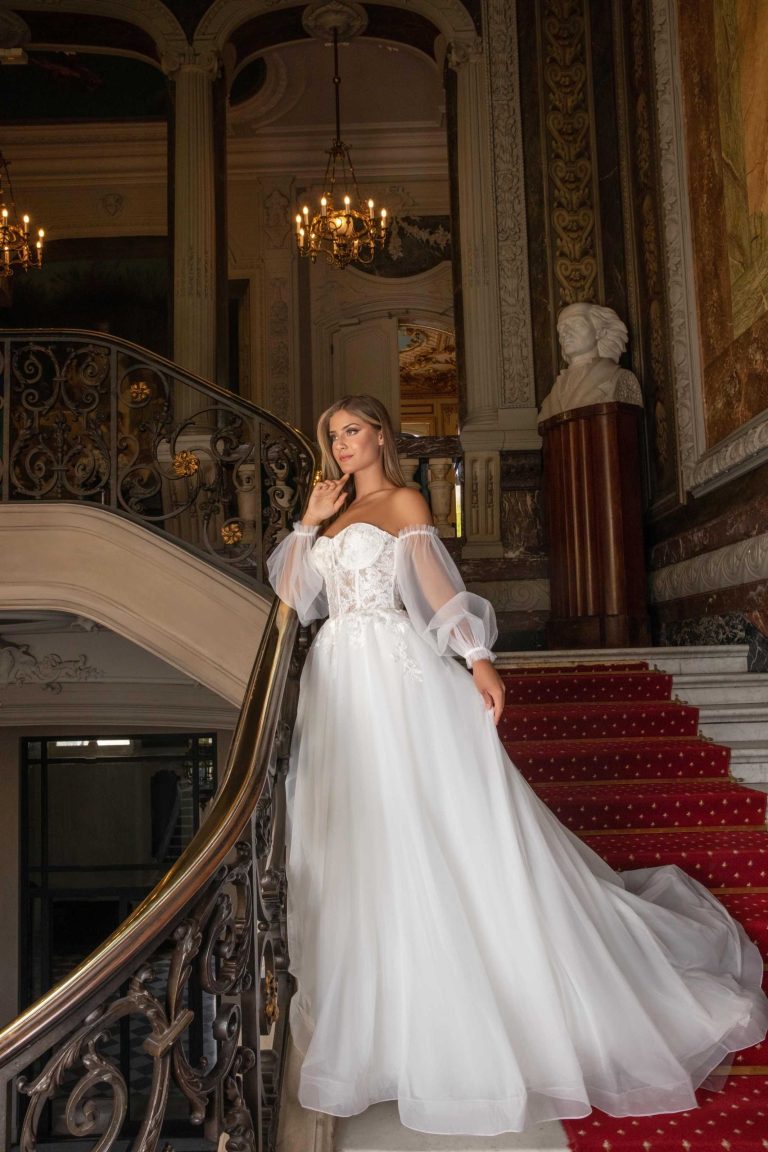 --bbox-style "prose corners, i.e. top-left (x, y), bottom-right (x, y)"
top-left (0, 597), bottom-right (294, 1073)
